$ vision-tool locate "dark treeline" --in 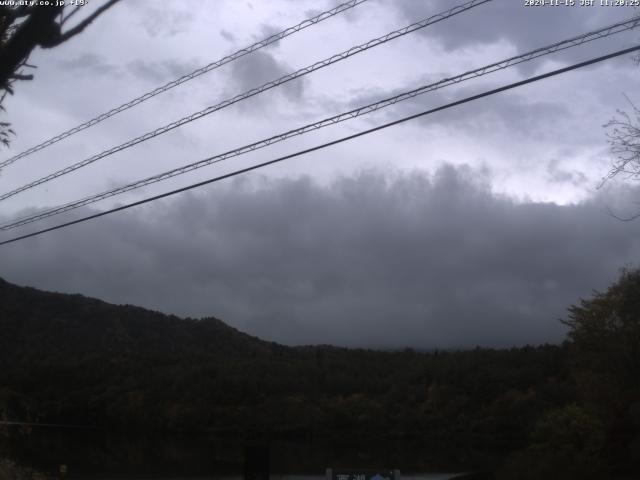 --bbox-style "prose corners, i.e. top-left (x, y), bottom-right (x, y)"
top-left (1, 272), bottom-right (639, 479)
